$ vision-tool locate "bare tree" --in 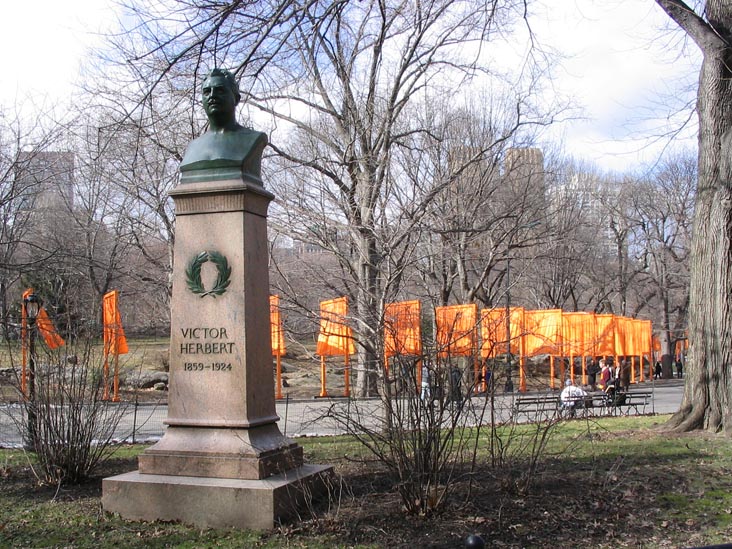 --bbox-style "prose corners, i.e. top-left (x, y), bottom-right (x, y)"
top-left (101, 0), bottom-right (574, 396)
top-left (526, 160), bottom-right (596, 311)
top-left (631, 150), bottom-right (694, 378)
top-left (256, 2), bottom-right (555, 395)
top-left (0, 107), bottom-right (69, 336)
top-left (405, 100), bottom-right (549, 311)
top-left (69, 58), bottom-right (203, 326)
